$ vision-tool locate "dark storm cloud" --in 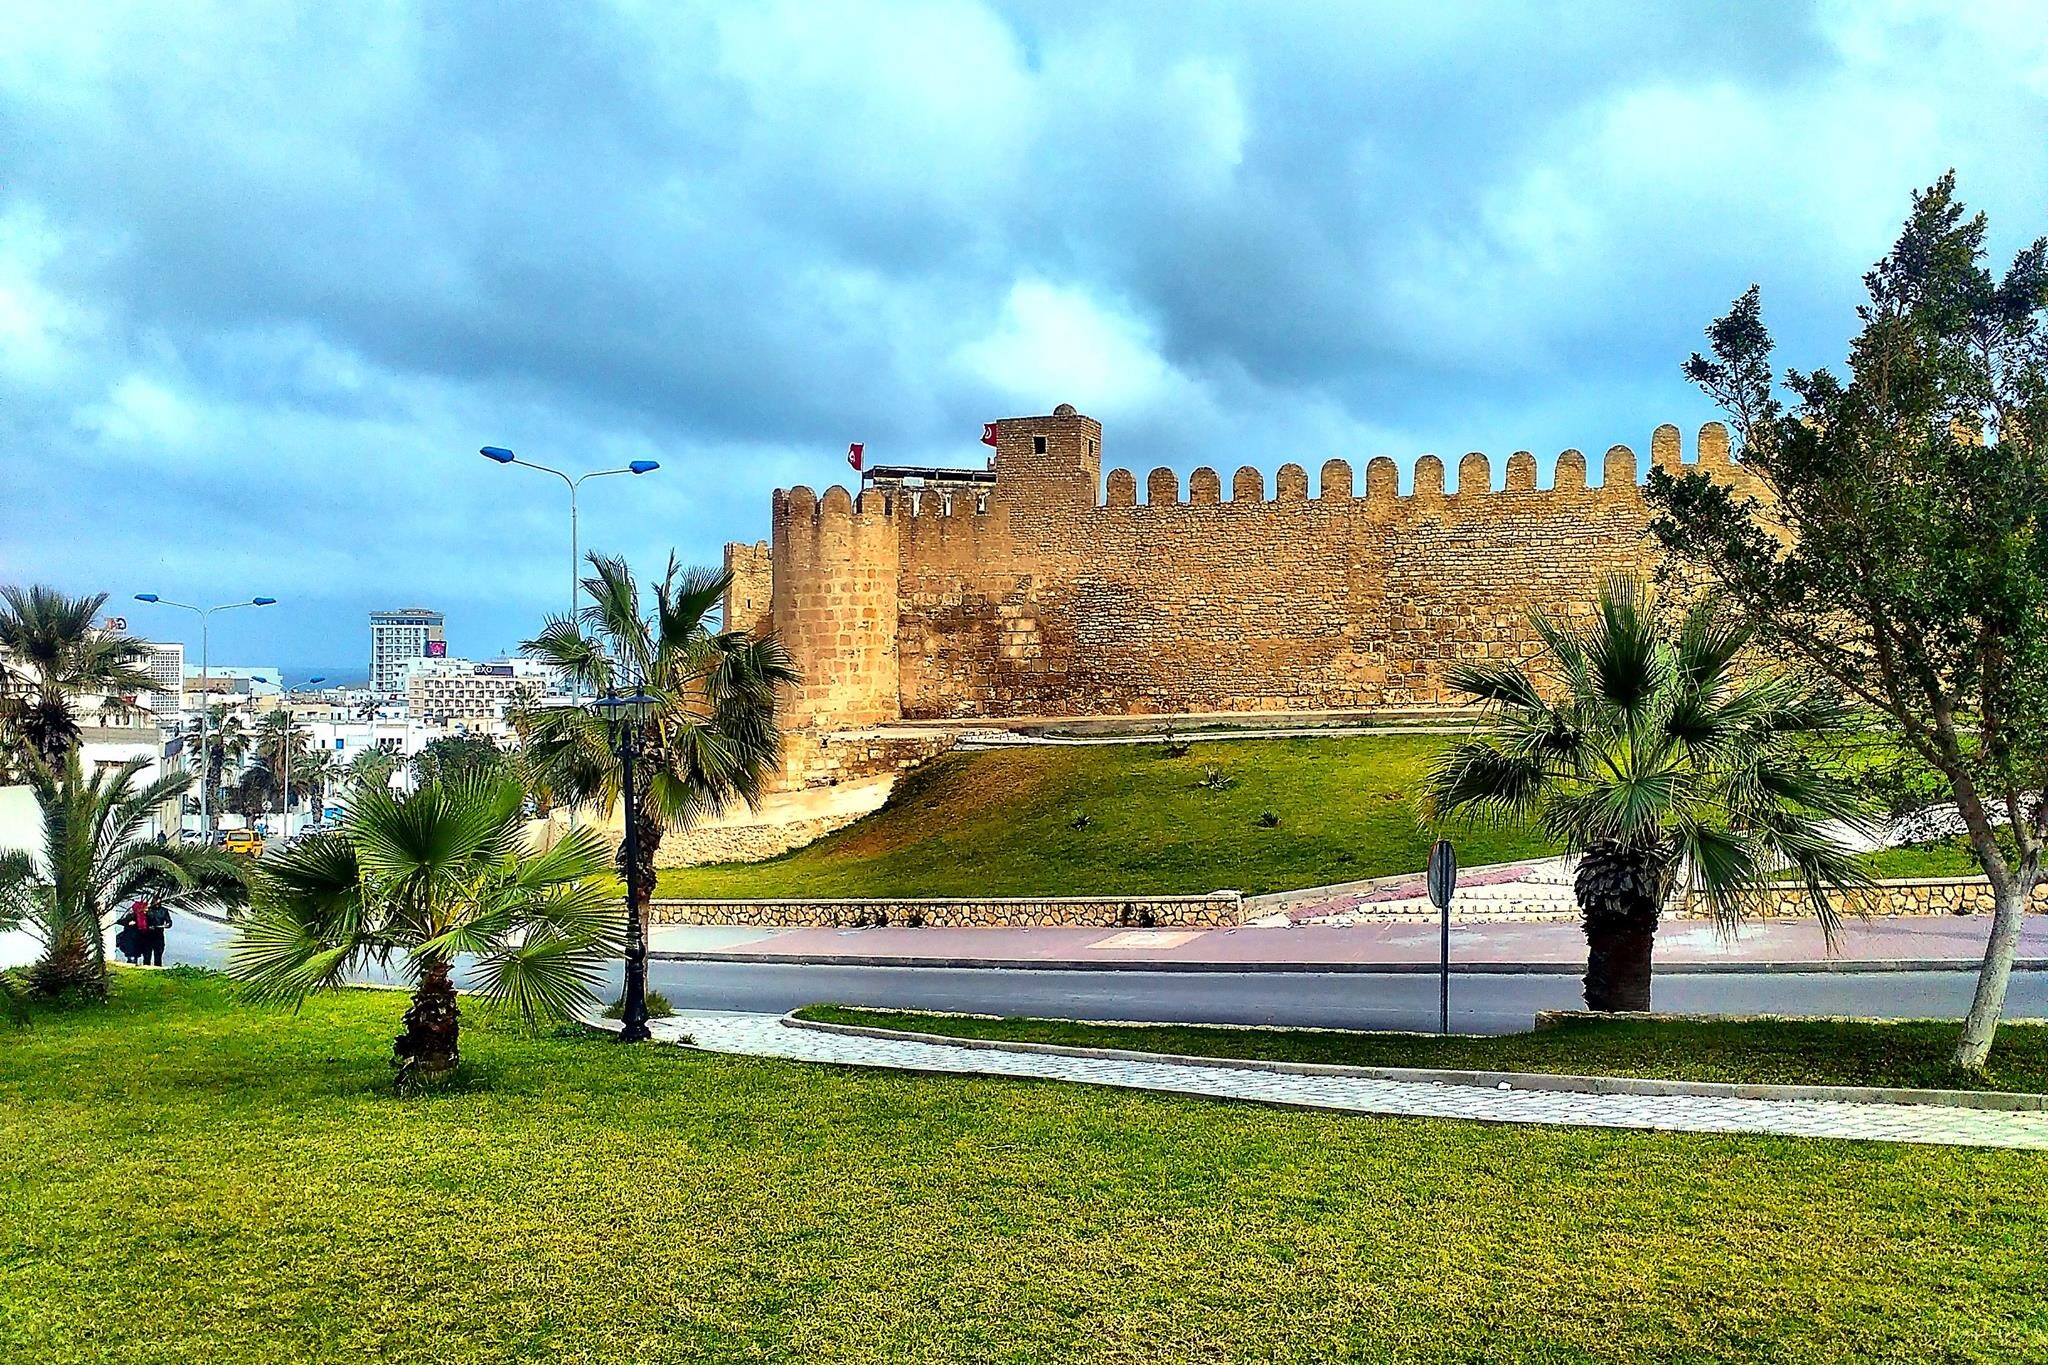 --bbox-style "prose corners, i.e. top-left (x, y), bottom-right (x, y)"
top-left (2, 0), bottom-right (2044, 665)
